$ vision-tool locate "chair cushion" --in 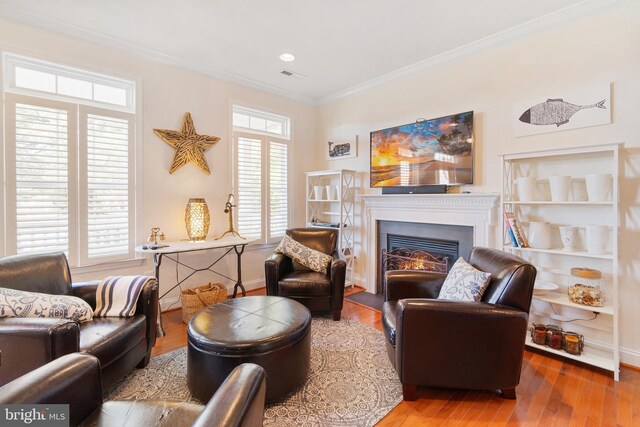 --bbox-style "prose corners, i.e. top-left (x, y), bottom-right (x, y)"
top-left (79, 316), bottom-right (146, 368)
top-left (278, 272), bottom-right (331, 297)
top-left (437, 257), bottom-right (491, 302)
top-left (275, 235), bottom-right (332, 274)
top-left (0, 287), bottom-right (93, 322)
top-left (382, 301), bottom-right (397, 346)
top-left (82, 400), bottom-right (203, 427)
